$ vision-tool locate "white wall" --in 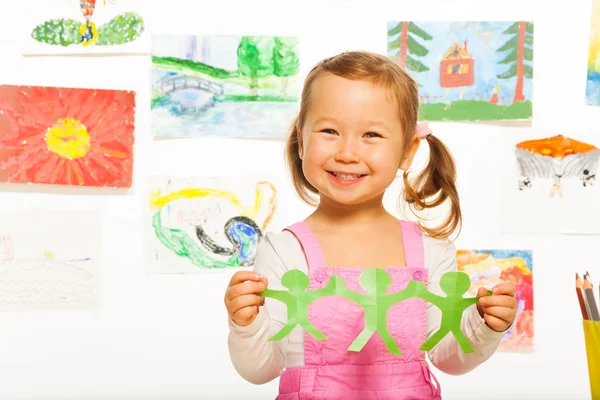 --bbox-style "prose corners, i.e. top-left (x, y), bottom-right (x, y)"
top-left (0, 0), bottom-right (598, 398)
